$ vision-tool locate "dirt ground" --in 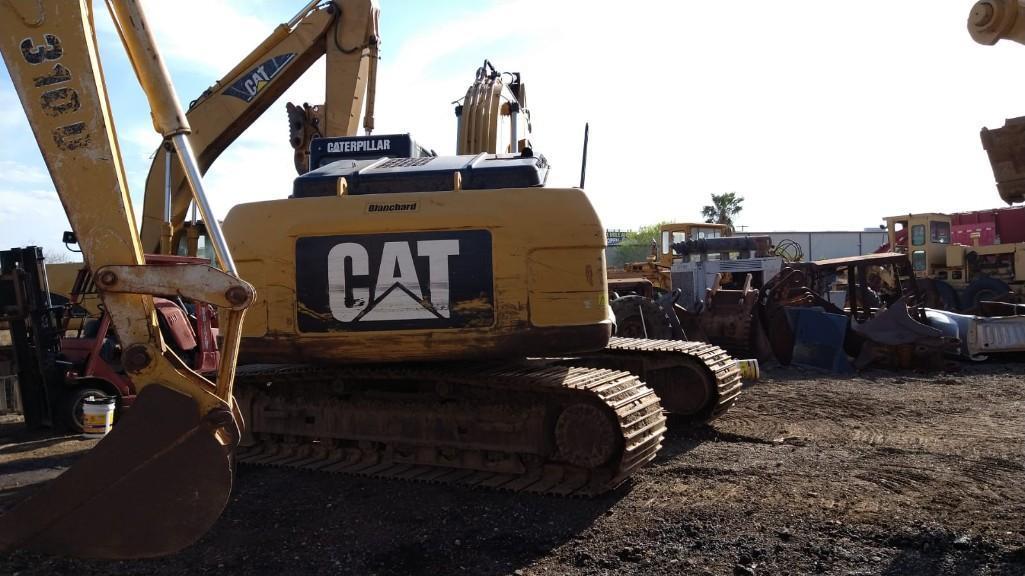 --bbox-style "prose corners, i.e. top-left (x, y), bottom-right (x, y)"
top-left (1, 362), bottom-right (1024, 576)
